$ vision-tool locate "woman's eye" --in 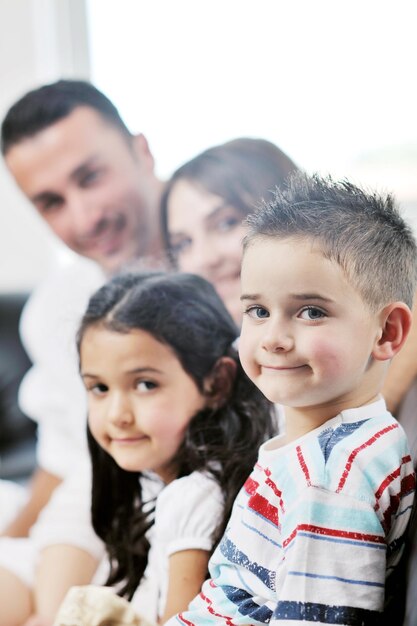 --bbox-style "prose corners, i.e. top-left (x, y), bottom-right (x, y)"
top-left (169, 236), bottom-right (191, 258)
top-left (216, 215), bottom-right (241, 233)
top-left (136, 381), bottom-right (157, 392)
top-left (245, 306), bottom-right (270, 320)
top-left (299, 306), bottom-right (326, 321)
